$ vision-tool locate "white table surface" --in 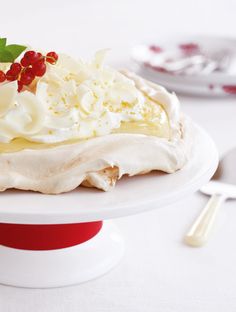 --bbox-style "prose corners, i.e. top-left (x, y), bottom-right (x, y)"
top-left (1, 0), bottom-right (236, 311)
